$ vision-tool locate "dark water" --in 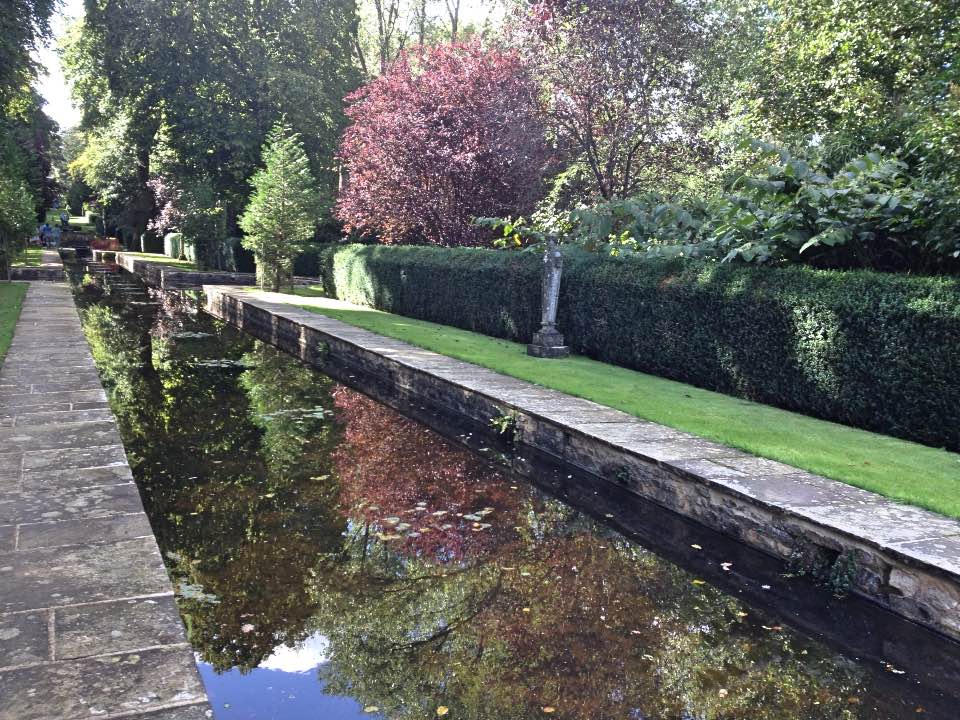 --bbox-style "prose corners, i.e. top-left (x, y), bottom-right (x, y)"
top-left (74, 278), bottom-right (960, 720)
